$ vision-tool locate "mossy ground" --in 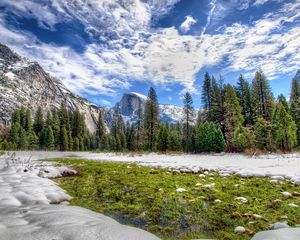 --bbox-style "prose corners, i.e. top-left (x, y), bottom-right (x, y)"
top-left (52, 158), bottom-right (300, 240)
